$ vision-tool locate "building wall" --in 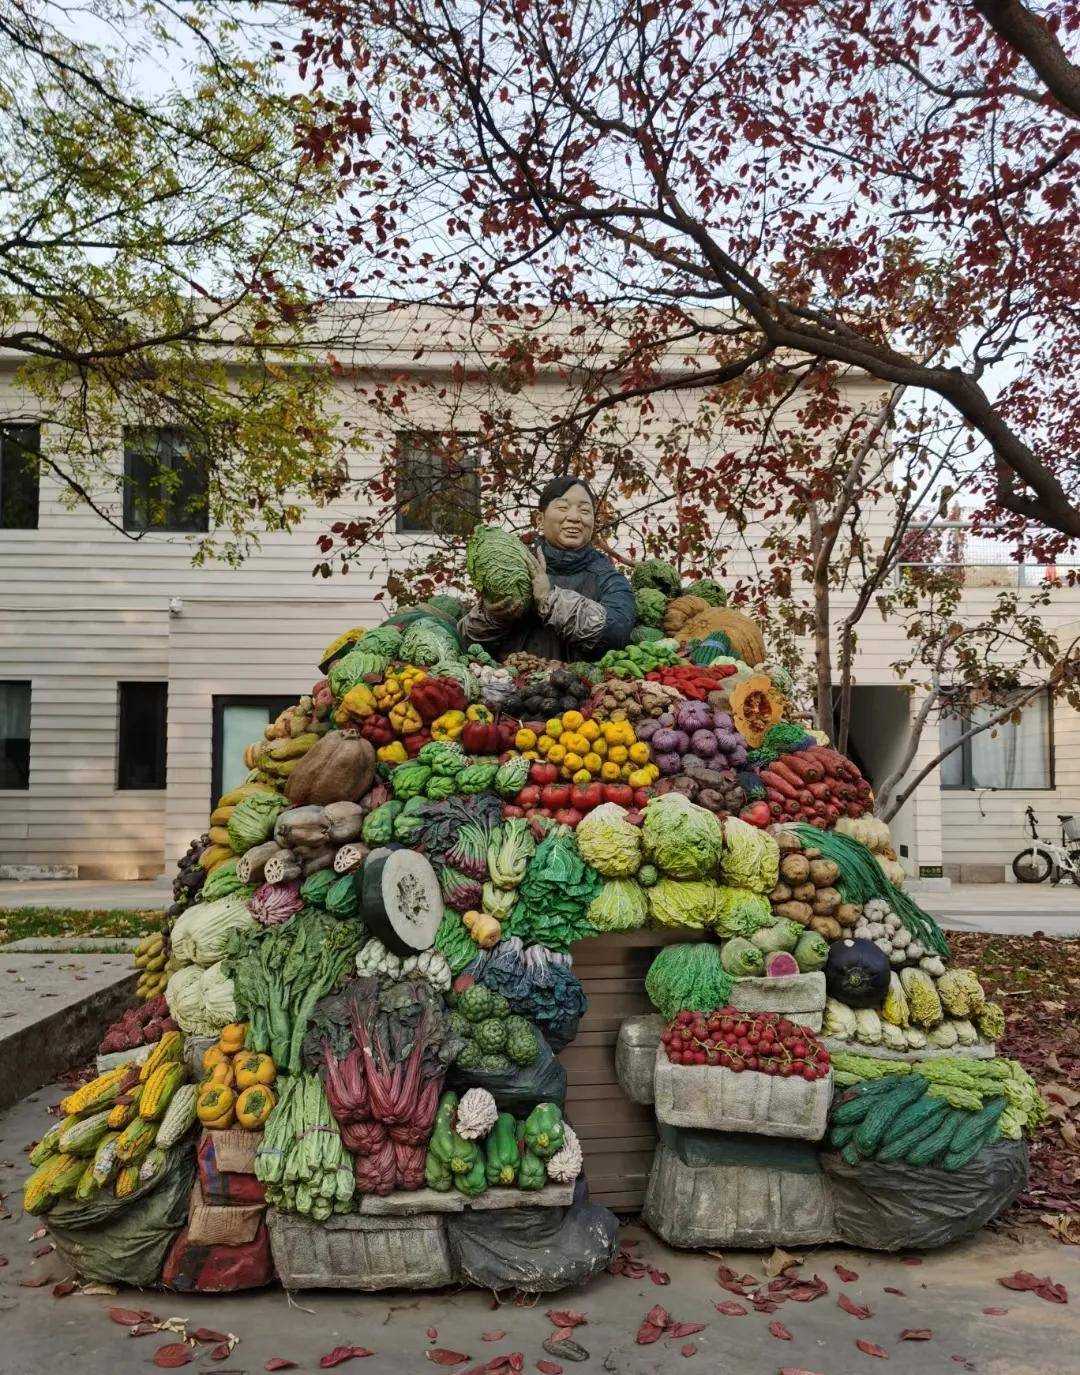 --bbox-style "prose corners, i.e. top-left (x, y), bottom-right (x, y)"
top-left (2, 350), bottom-right (1078, 879)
